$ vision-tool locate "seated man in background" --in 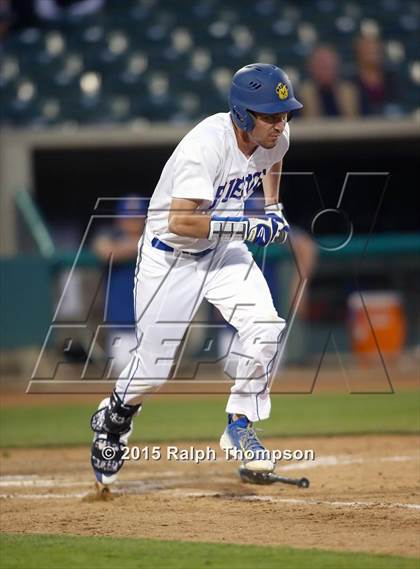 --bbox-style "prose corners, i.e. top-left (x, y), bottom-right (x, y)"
top-left (92, 196), bottom-right (147, 375)
top-left (300, 45), bottom-right (359, 118)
